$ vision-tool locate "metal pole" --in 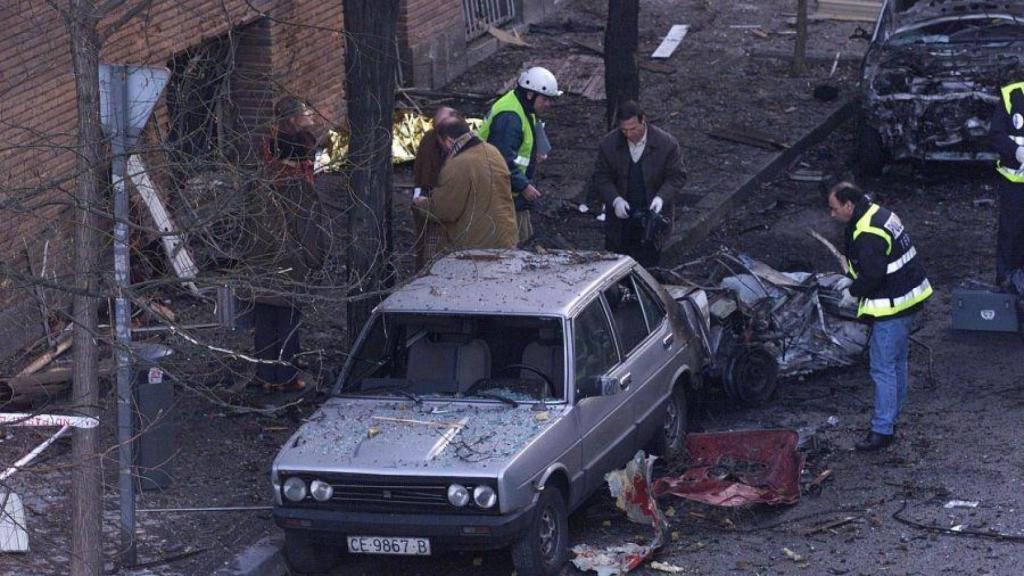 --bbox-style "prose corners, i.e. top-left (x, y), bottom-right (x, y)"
top-left (110, 66), bottom-right (137, 567)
